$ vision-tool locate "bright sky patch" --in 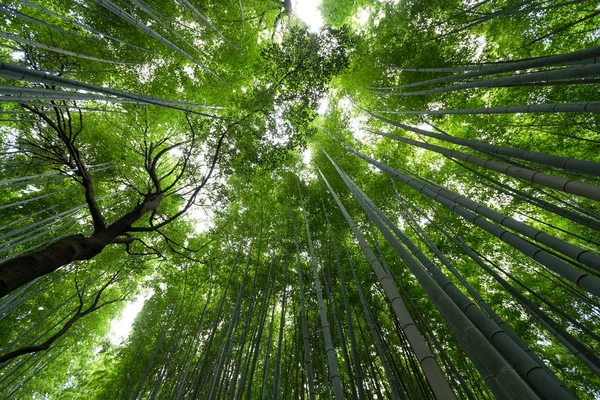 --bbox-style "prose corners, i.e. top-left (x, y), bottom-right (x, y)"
top-left (108, 290), bottom-right (153, 345)
top-left (293, 0), bottom-right (324, 32)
